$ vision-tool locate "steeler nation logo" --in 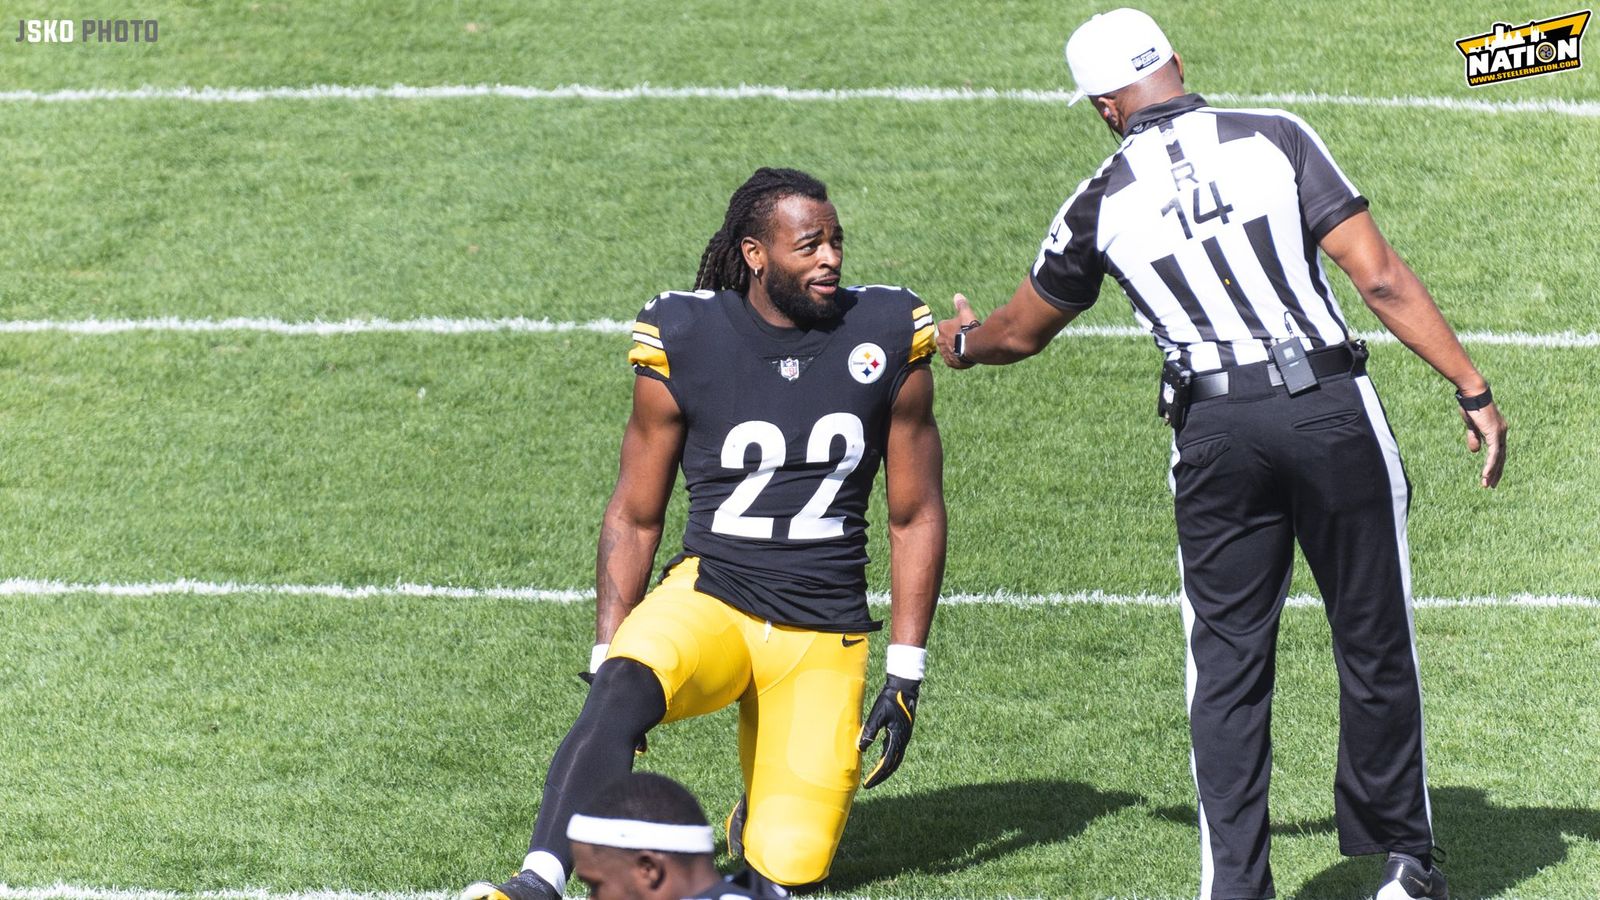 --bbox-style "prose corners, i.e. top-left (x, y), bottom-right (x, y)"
top-left (848, 342), bottom-right (887, 384)
top-left (1456, 9), bottom-right (1590, 87)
